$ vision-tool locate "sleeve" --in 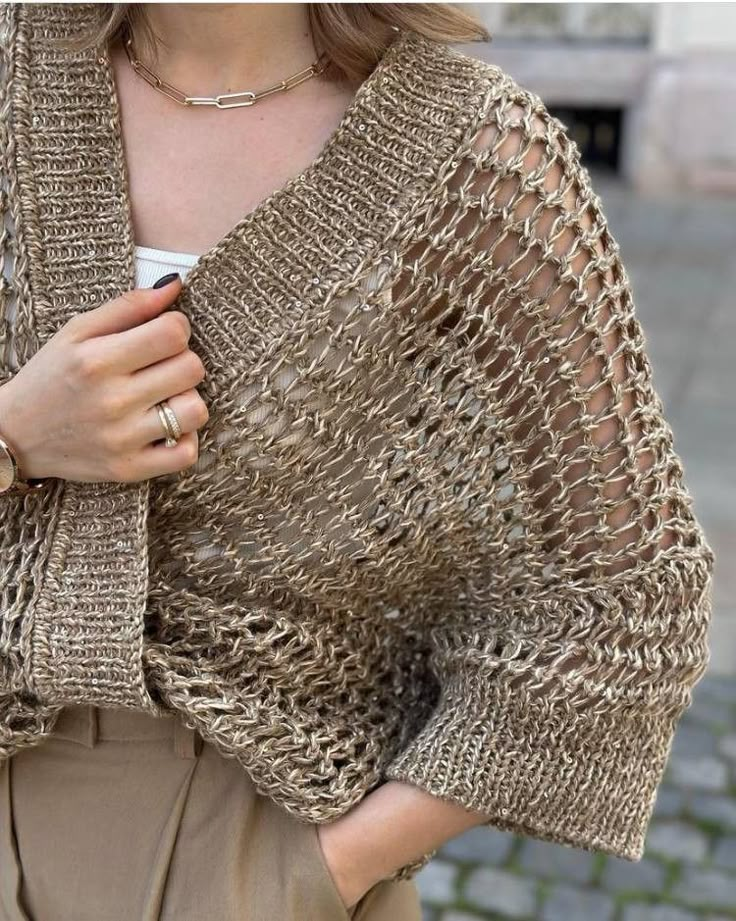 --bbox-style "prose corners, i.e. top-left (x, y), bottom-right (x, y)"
top-left (382, 70), bottom-right (715, 862)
